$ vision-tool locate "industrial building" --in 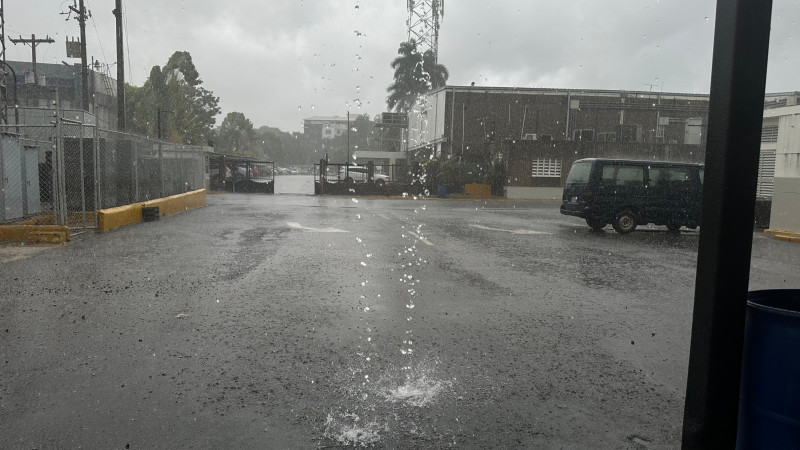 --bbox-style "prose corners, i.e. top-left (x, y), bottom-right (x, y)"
top-left (760, 93), bottom-right (800, 234)
top-left (4, 59), bottom-right (118, 129)
top-left (407, 85), bottom-right (710, 199)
